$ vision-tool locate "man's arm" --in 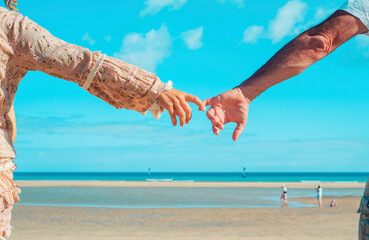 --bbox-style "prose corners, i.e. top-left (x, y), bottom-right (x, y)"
top-left (204, 10), bottom-right (368, 140)
top-left (239, 10), bottom-right (368, 101)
